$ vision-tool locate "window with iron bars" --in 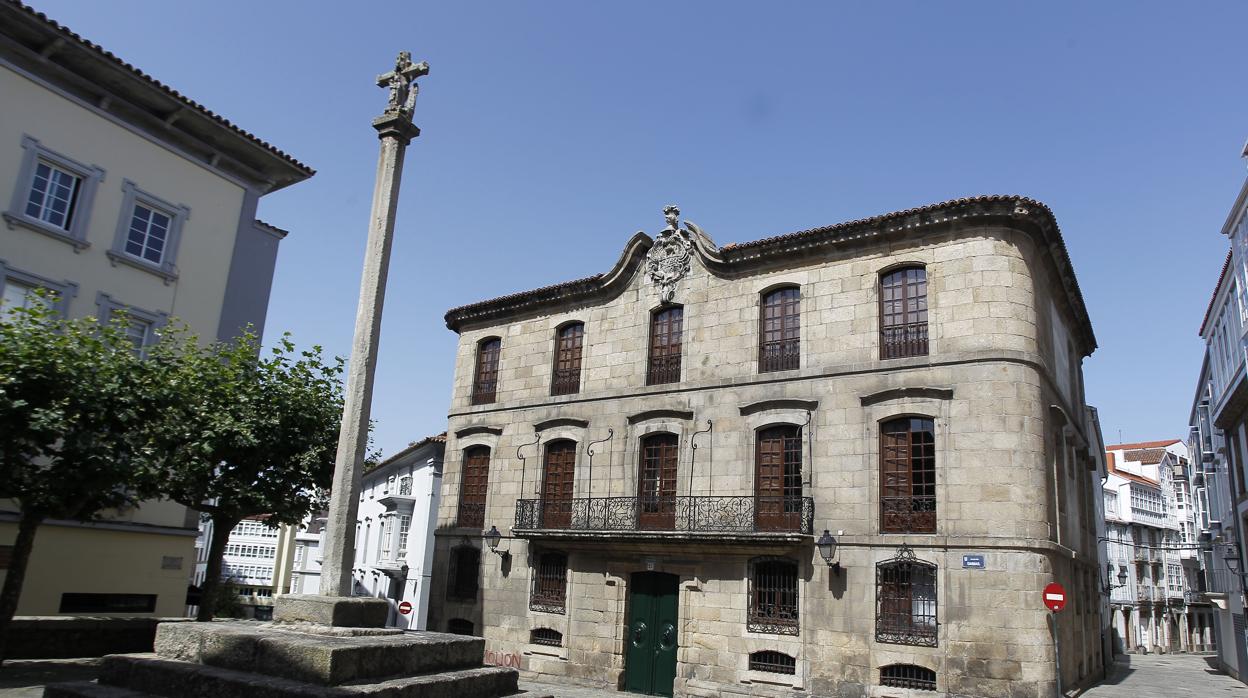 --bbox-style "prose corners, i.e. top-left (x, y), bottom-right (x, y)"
top-left (531, 552), bottom-right (567, 613)
top-left (647, 306), bottom-right (683, 385)
top-left (748, 557), bottom-right (799, 635)
top-left (551, 322), bottom-right (584, 395)
top-left (446, 546), bottom-right (480, 601)
top-left (530, 627), bottom-right (563, 647)
top-left (880, 664), bottom-right (936, 690)
top-left (471, 337), bottom-right (501, 405)
top-left (879, 266), bottom-right (928, 359)
top-left (876, 546), bottom-right (937, 647)
top-left (748, 650), bottom-right (796, 675)
top-left (759, 287), bottom-right (800, 372)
